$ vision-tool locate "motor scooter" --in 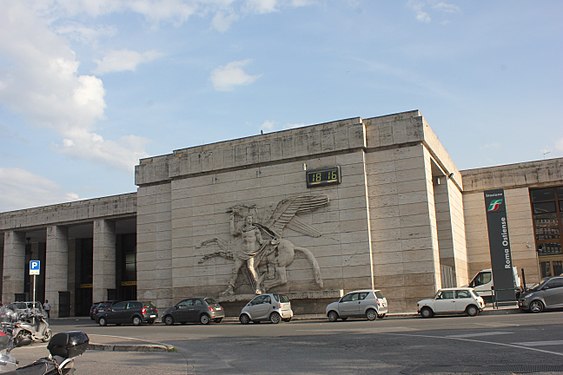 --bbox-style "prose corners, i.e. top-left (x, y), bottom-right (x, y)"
top-left (0, 309), bottom-right (88, 374)
top-left (13, 314), bottom-right (52, 346)
top-left (0, 330), bottom-right (88, 375)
